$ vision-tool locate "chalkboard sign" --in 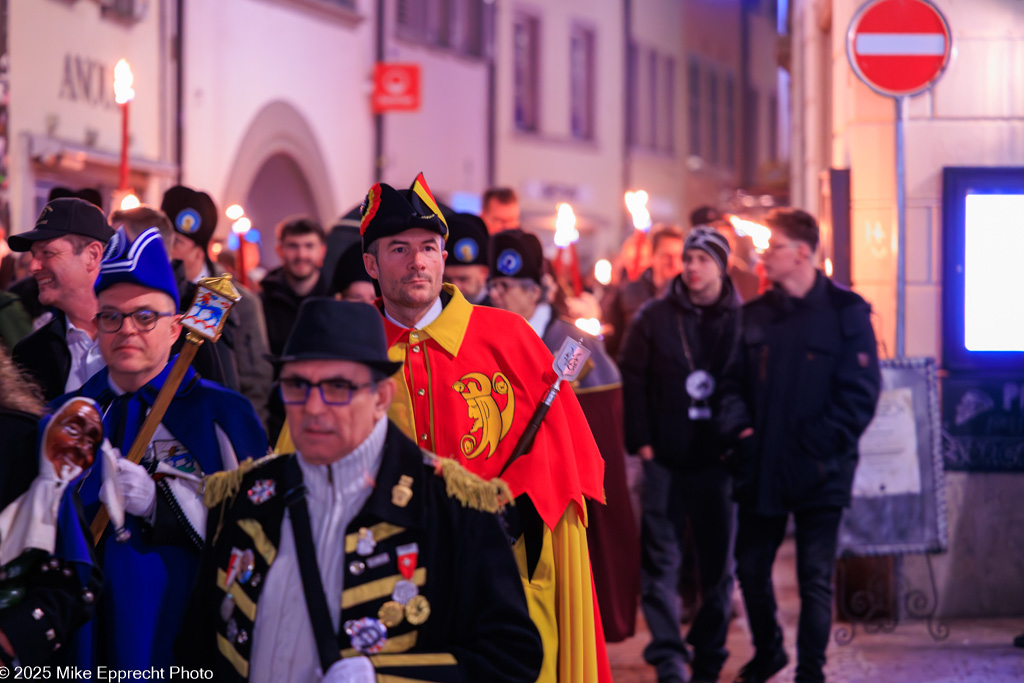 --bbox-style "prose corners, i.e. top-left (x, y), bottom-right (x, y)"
top-left (837, 357), bottom-right (948, 557)
top-left (942, 371), bottom-right (1024, 472)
